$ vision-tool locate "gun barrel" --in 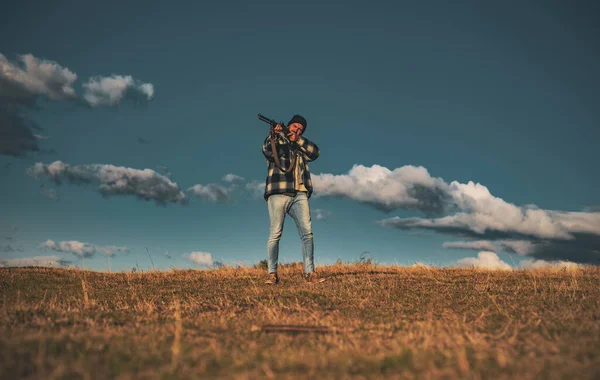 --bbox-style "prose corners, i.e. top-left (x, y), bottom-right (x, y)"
top-left (258, 113), bottom-right (290, 138)
top-left (257, 113), bottom-right (275, 124)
